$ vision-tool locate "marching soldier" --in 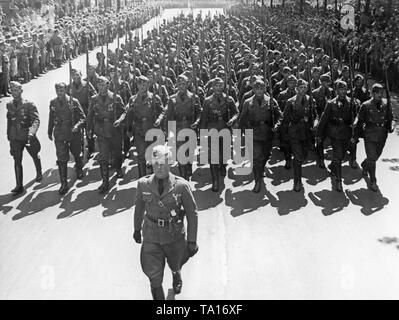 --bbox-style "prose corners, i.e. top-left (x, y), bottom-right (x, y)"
top-left (166, 74), bottom-right (202, 180)
top-left (354, 83), bottom-right (394, 192)
top-left (48, 83), bottom-right (86, 195)
top-left (6, 81), bottom-right (42, 194)
top-left (67, 69), bottom-right (97, 158)
top-left (126, 75), bottom-right (165, 178)
top-left (239, 79), bottom-right (281, 193)
top-left (50, 30), bottom-right (64, 68)
top-left (316, 80), bottom-right (356, 192)
top-left (313, 74), bottom-right (334, 168)
top-left (281, 79), bottom-right (318, 192)
top-left (200, 77), bottom-right (239, 192)
top-left (133, 145), bottom-right (198, 300)
top-left (87, 76), bottom-right (127, 194)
